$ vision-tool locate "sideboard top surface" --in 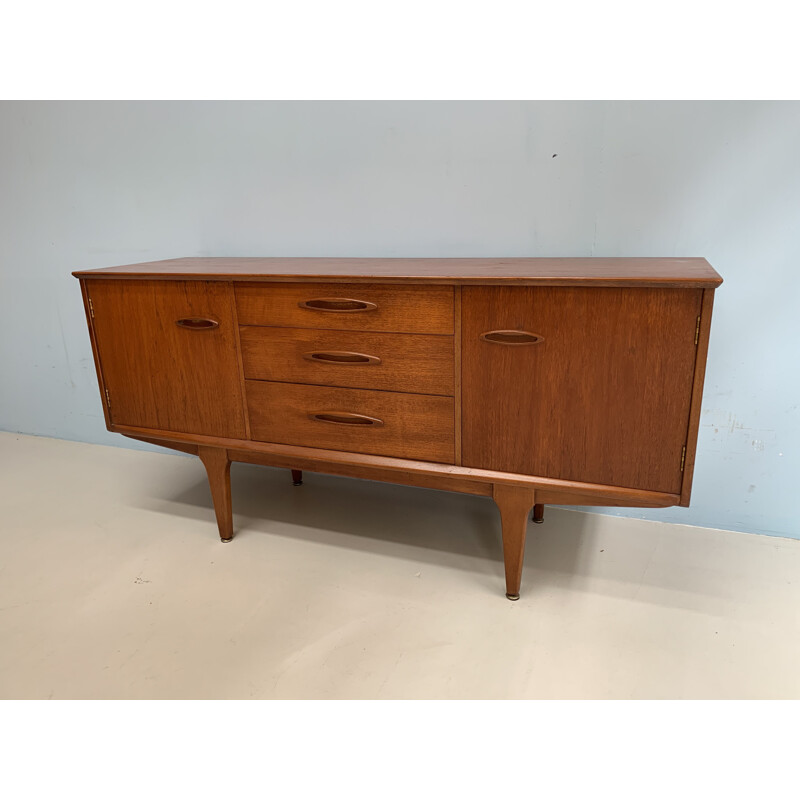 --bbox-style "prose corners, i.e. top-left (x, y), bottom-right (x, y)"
top-left (74, 257), bottom-right (722, 288)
